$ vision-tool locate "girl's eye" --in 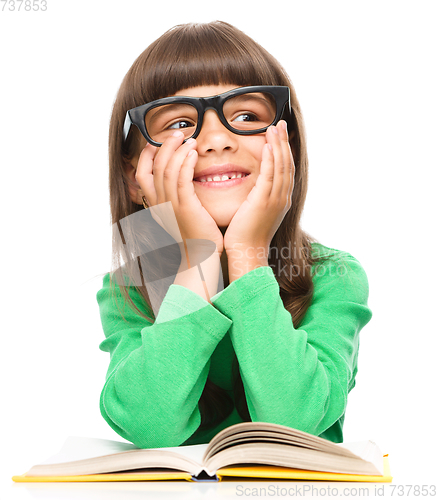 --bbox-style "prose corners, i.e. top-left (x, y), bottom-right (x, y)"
top-left (168, 120), bottom-right (195, 130)
top-left (233, 113), bottom-right (258, 123)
